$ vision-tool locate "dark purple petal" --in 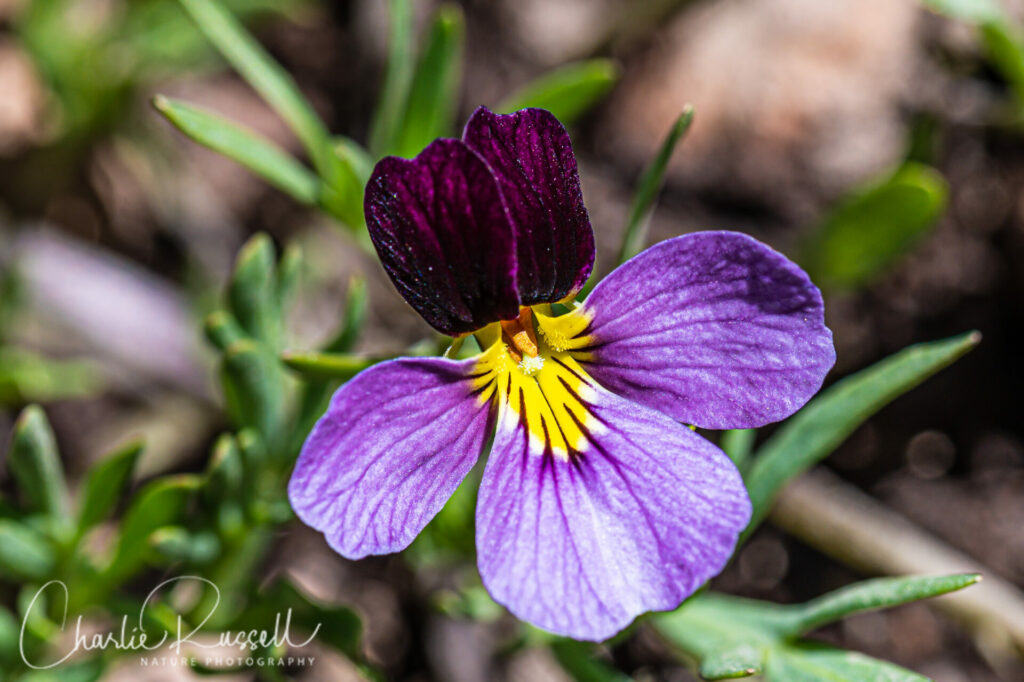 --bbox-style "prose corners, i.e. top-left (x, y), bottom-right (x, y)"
top-left (463, 107), bottom-right (595, 303)
top-left (289, 357), bottom-right (491, 558)
top-left (580, 232), bottom-right (835, 430)
top-left (476, 380), bottom-right (749, 640)
top-left (365, 139), bottom-right (521, 335)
